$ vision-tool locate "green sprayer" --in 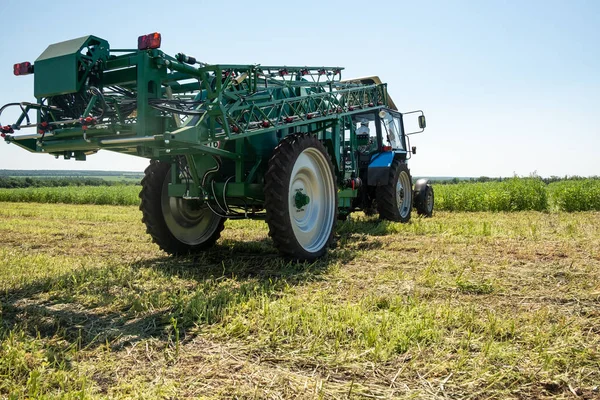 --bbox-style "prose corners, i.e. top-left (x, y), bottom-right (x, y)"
top-left (1, 33), bottom-right (434, 260)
